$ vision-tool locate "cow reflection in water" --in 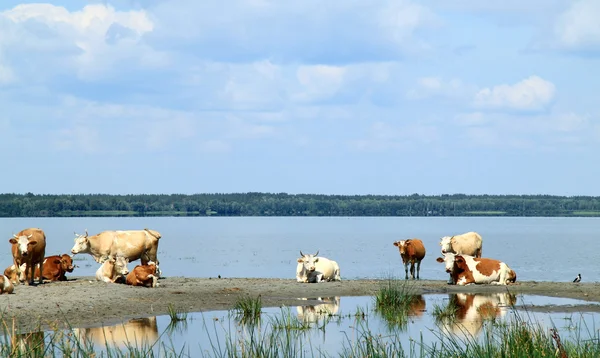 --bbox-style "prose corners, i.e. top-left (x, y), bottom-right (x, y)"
top-left (75, 317), bottom-right (159, 348)
top-left (437, 292), bottom-right (517, 338)
top-left (296, 297), bottom-right (341, 323)
top-left (11, 331), bottom-right (45, 354)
